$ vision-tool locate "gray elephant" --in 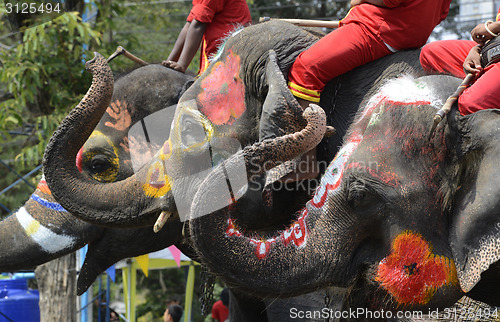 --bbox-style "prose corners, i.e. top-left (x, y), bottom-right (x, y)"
top-left (188, 72), bottom-right (500, 312)
top-left (2, 60), bottom-right (335, 321)
top-left (0, 64), bottom-right (192, 294)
